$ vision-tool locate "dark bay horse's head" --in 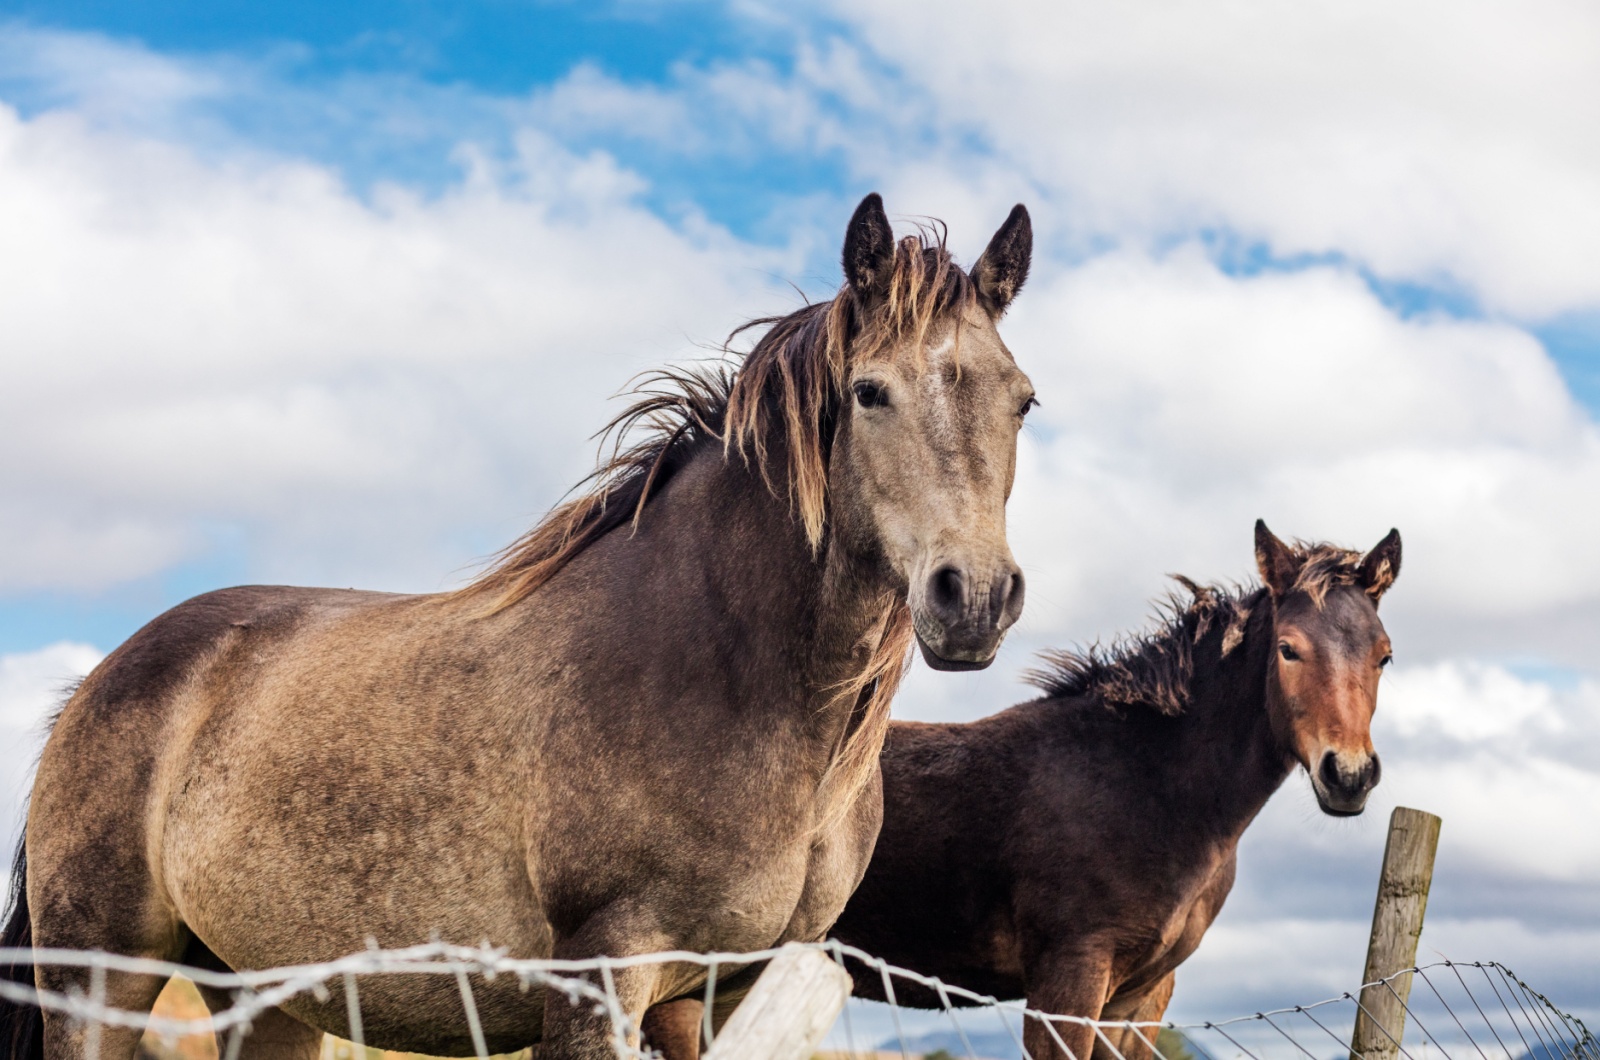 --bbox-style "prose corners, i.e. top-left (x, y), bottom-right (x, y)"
top-left (830, 194), bottom-right (1036, 670)
top-left (1255, 520), bottom-right (1403, 816)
